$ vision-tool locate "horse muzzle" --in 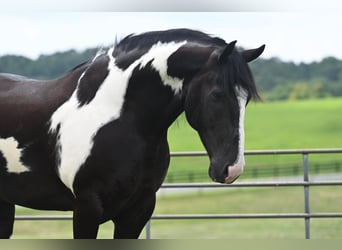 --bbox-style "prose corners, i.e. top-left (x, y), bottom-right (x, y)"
top-left (209, 160), bottom-right (244, 184)
top-left (224, 164), bottom-right (244, 184)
